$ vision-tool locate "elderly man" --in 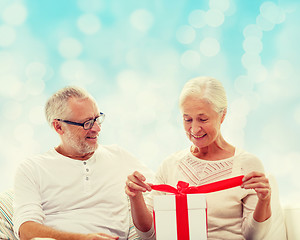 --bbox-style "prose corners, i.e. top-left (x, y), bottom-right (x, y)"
top-left (13, 86), bottom-right (153, 240)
